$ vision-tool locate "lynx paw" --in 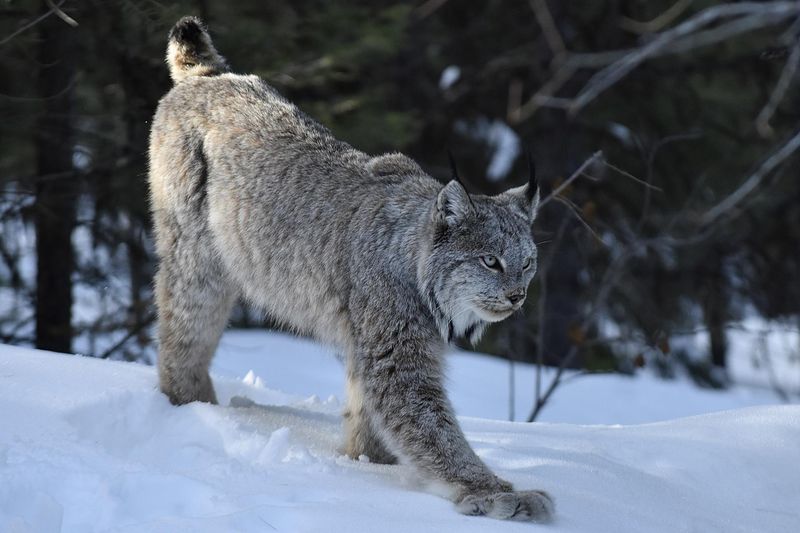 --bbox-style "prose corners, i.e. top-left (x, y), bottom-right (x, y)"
top-left (160, 371), bottom-right (218, 406)
top-left (456, 490), bottom-right (555, 522)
